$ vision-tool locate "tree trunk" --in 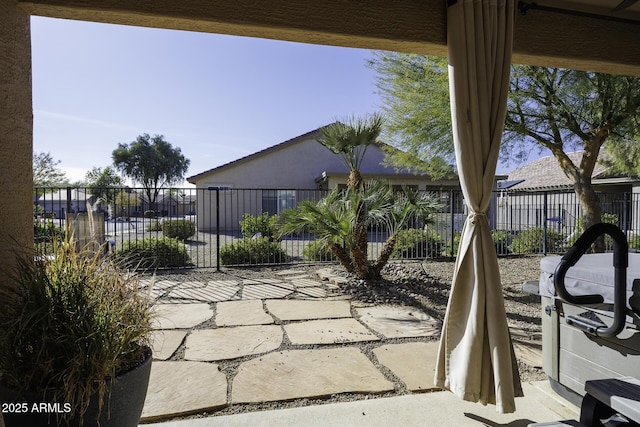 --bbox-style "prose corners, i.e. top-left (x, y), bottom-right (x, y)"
top-left (372, 234), bottom-right (397, 277)
top-left (330, 243), bottom-right (354, 273)
top-left (350, 199), bottom-right (370, 279)
top-left (347, 170), bottom-right (363, 192)
top-left (574, 175), bottom-right (603, 252)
